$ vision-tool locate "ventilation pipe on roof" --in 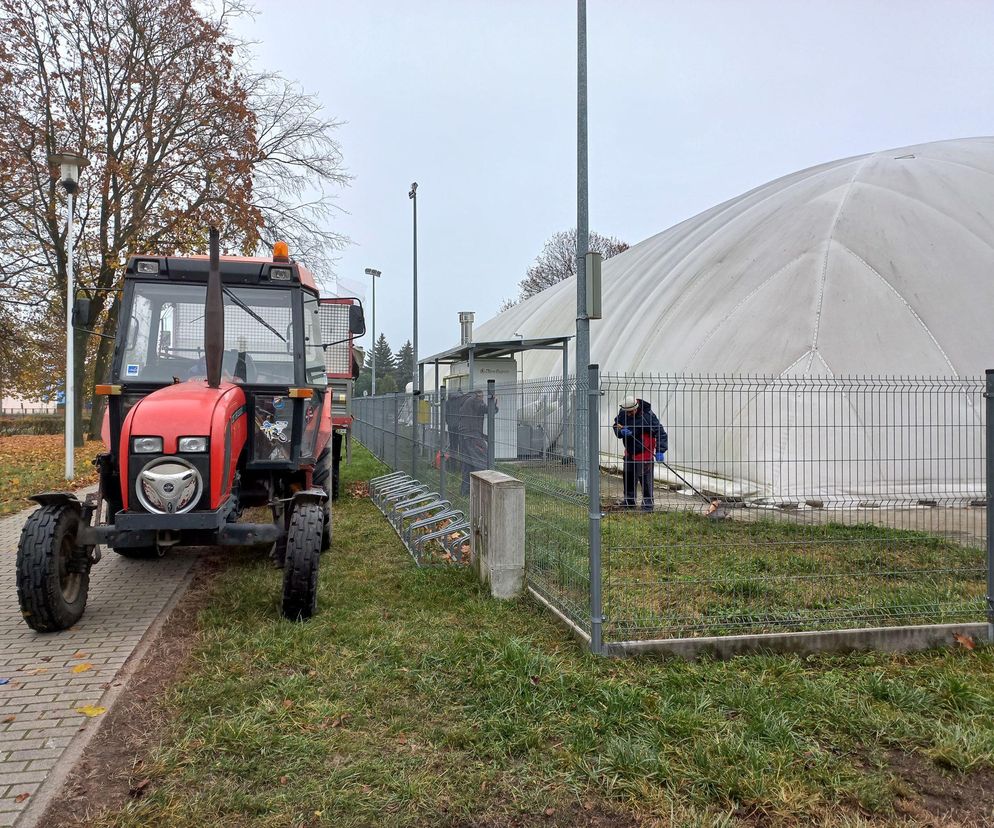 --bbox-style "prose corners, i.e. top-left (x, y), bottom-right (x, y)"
top-left (459, 311), bottom-right (475, 345)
